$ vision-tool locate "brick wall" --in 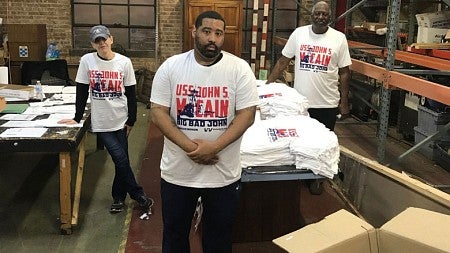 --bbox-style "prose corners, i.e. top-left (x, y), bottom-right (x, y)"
top-left (0, 0), bottom-right (184, 71)
top-left (159, 0), bottom-right (183, 63)
top-left (0, 0), bottom-right (337, 71)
